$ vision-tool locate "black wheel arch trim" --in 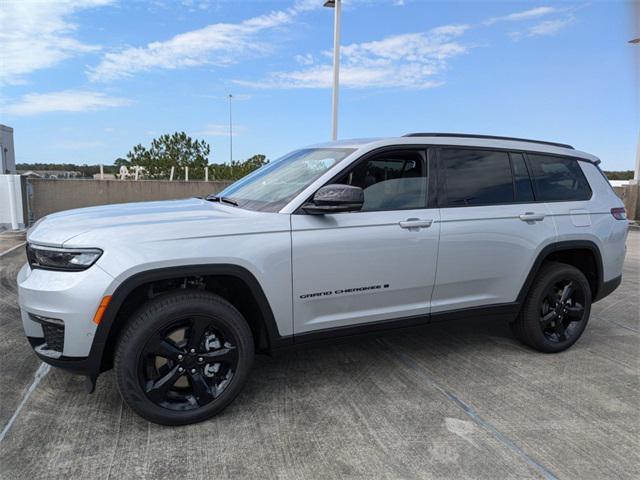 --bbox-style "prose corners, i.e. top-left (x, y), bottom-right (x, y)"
top-left (516, 240), bottom-right (605, 305)
top-left (72, 264), bottom-right (290, 387)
